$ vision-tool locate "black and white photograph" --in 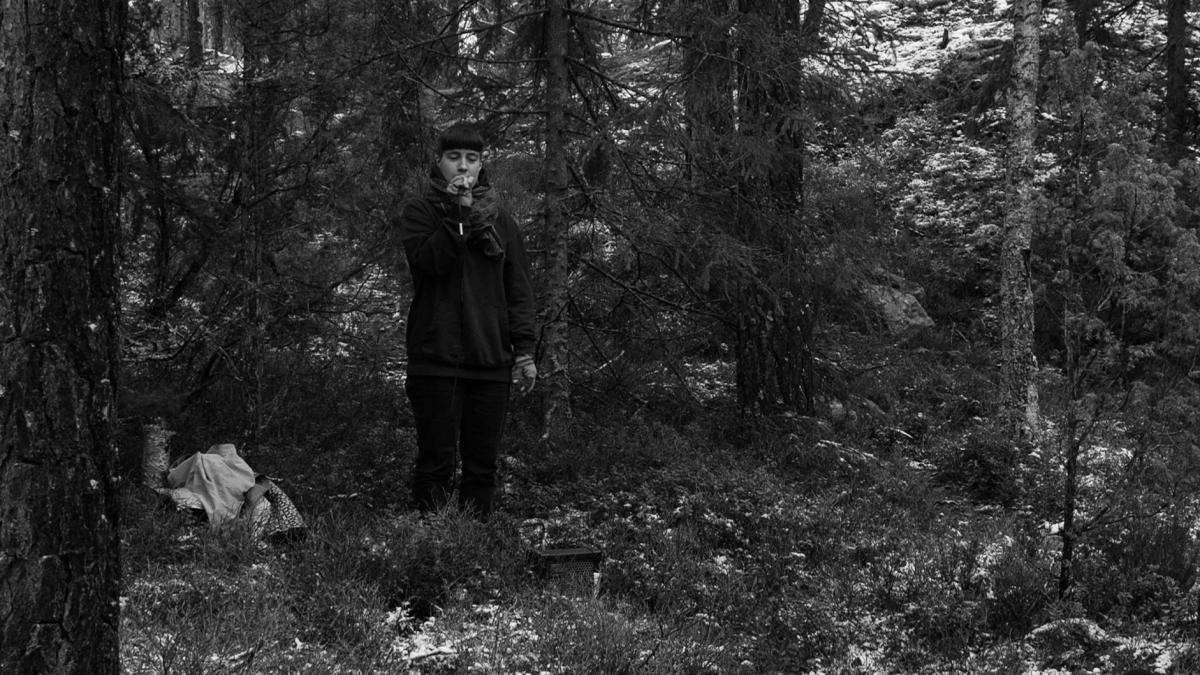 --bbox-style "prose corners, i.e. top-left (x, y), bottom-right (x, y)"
top-left (2, 0), bottom-right (1198, 672)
